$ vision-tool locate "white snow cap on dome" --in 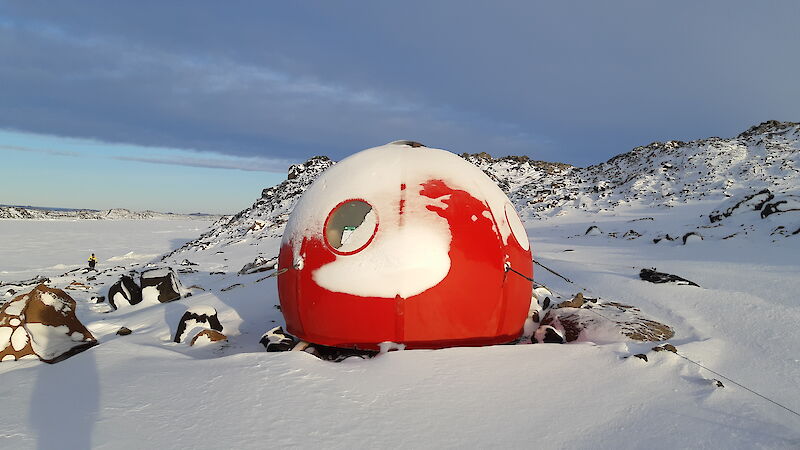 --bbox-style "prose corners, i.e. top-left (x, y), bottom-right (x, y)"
top-left (283, 141), bottom-right (528, 298)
